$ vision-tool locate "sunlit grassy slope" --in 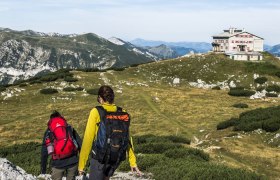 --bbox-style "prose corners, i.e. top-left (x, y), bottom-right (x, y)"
top-left (1, 54), bottom-right (280, 179)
